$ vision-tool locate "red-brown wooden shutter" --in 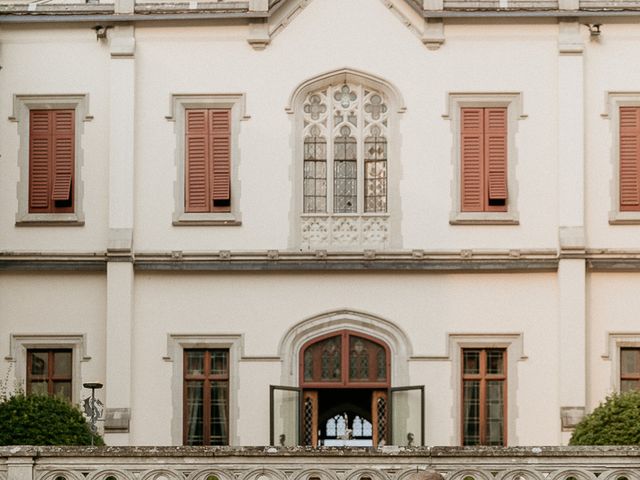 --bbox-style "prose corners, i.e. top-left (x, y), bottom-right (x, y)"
top-left (484, 108), bottom-right (508, 205)
top-left (620, 106), bottom-right (640, 210)
top-left (461, 108), bottom-right (484, 212)
top-left (51, 110), bottom-right (74, 202)
top-left (210, 109), bottom-right (231, 212)
top-left (29, 110), bottom-right (52, 211)
top-left (185, 109), bottom-right (210, 212)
